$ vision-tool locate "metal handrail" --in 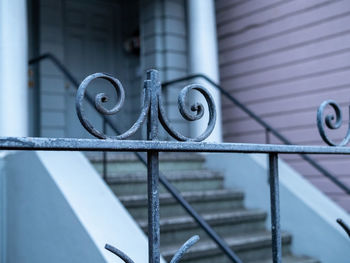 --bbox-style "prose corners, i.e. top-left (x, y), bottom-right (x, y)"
top-left (29, 53), bottom-right (242, 263)
top-left (162, 74), bottom-right (350, 195)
